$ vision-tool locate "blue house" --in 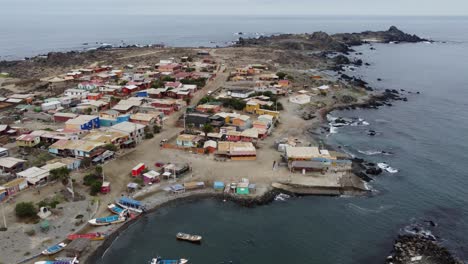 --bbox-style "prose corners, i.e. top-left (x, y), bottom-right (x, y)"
top-left (65, 115), bottom-right (100, 130)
